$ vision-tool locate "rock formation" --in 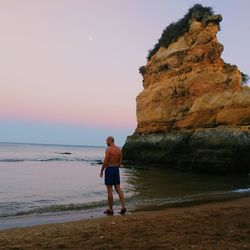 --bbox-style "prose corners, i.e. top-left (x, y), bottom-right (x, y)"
top-left (123, 5), bottom-right (250, 174)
